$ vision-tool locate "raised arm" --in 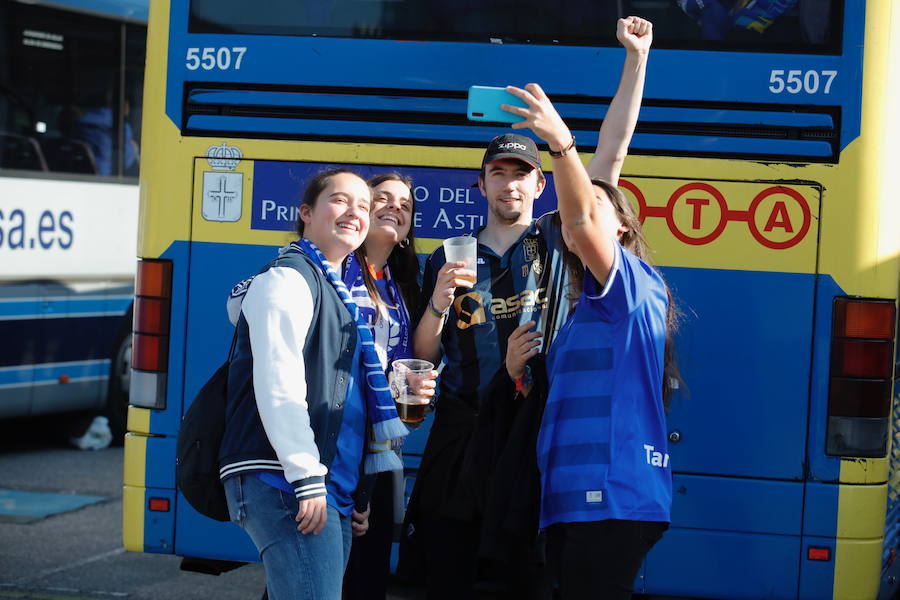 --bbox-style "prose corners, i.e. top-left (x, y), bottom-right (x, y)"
top-left (586, 16), bottom-right (652, 186)
top-left (506, 84), bottom-right (618, 285)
